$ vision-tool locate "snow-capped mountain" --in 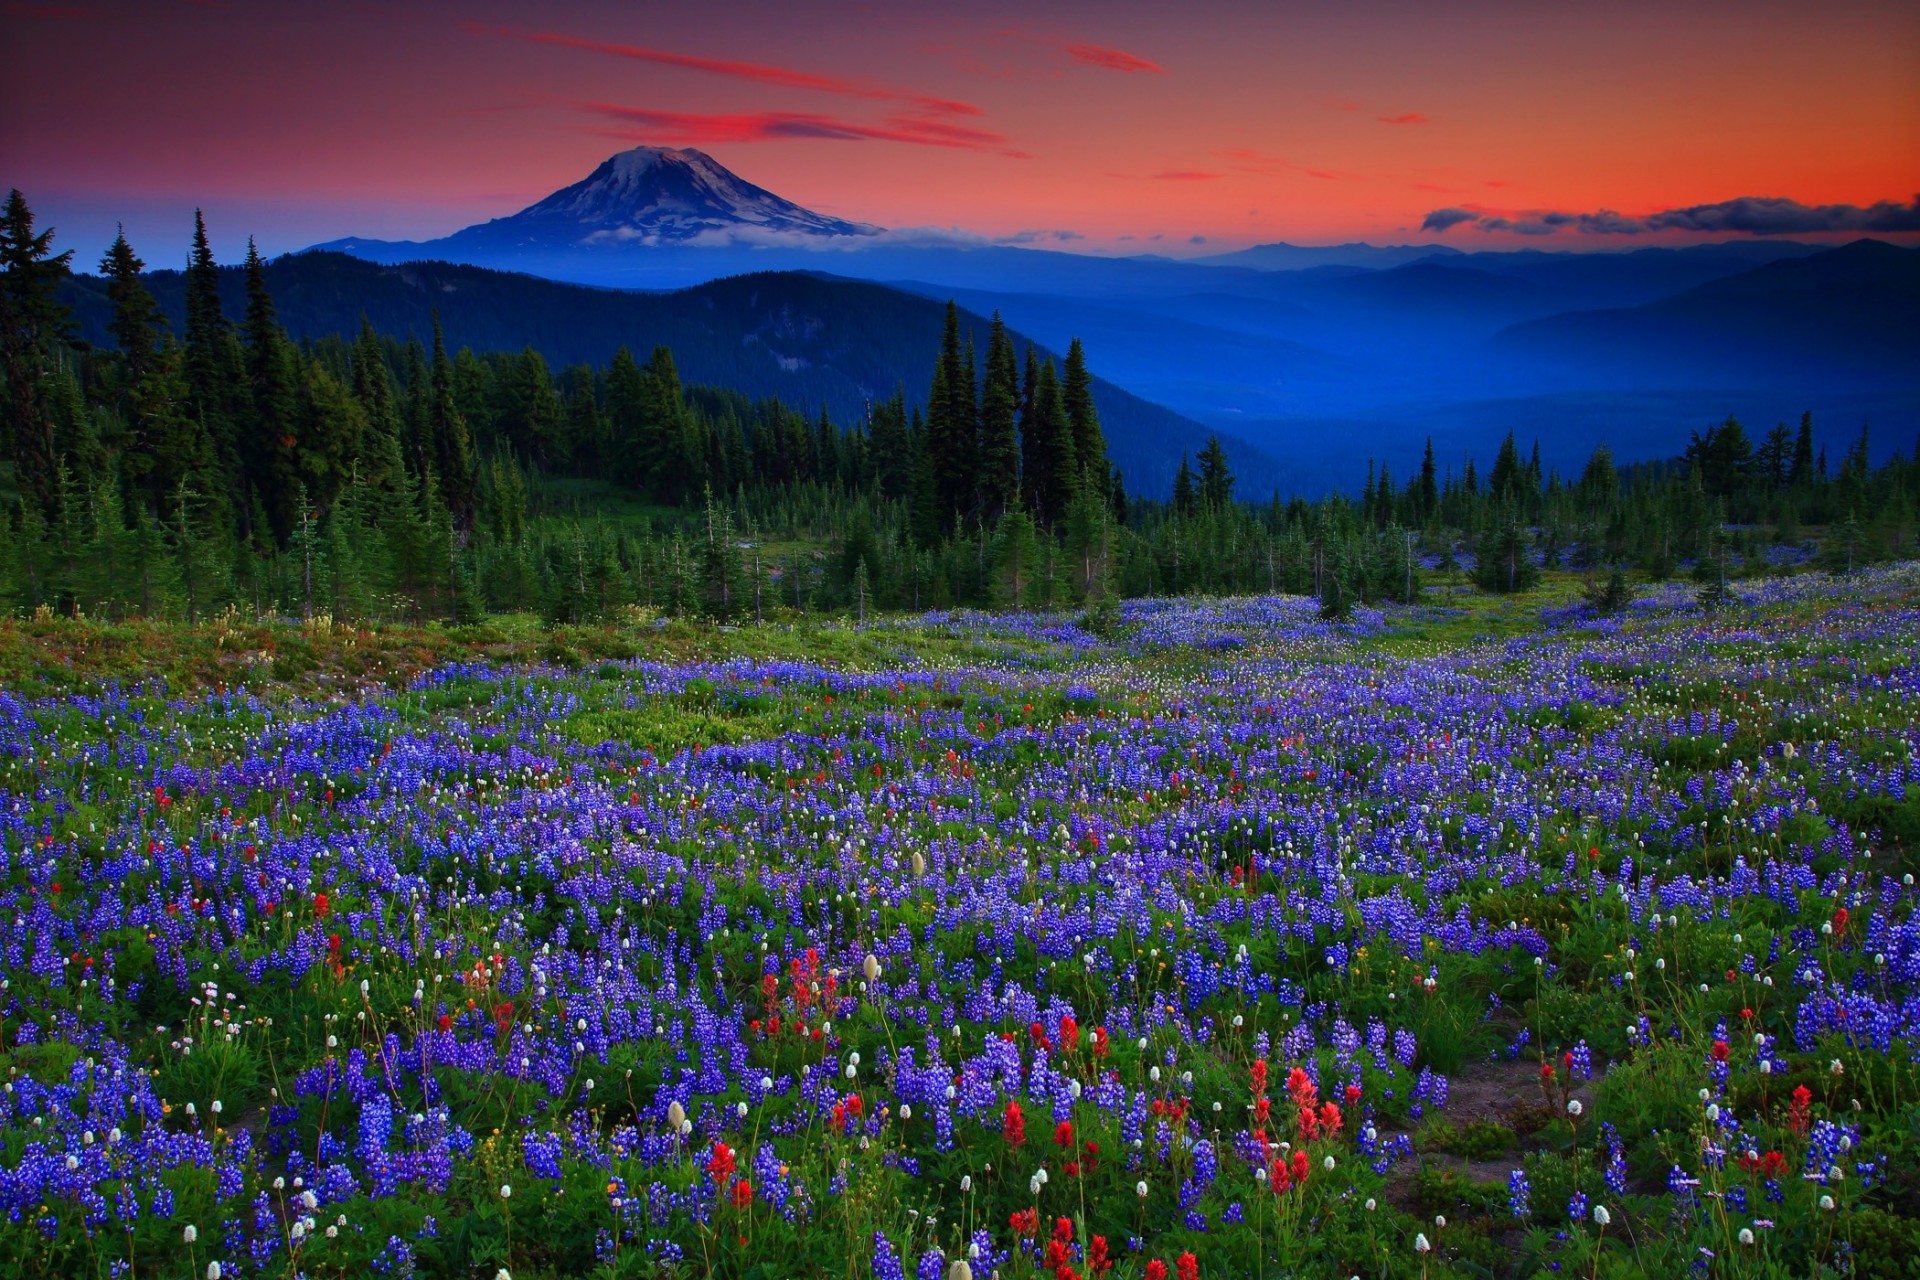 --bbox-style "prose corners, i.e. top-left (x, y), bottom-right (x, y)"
top-left (324, 146), bottom-right (875, 256)
top-left (502, 146), bottom-right (879, 244)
